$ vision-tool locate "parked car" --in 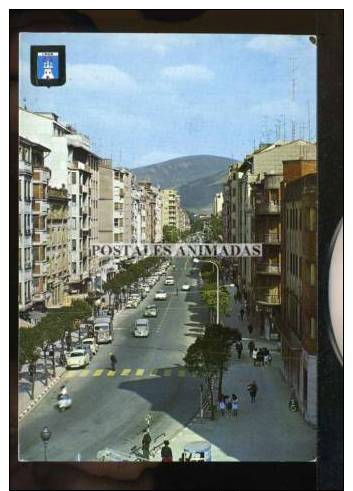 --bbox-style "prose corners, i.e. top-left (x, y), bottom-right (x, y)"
top-left (181, 284), bottom-right (191, 291)
top-left (155, 290), bottom-right (167, 300)
top-left (144, 305), bottom-right (158, 317)
top-left (66, 349), bottom-right (90, 369)
top-left (82, 337), bottom-right (98, 355)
